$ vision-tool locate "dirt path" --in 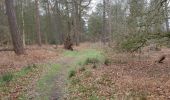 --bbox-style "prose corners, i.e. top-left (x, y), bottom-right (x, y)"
top-left (50, 57), bottom-right (76, 100)
top-left (0, 45), bottom-right (100, 99)
top-left (23, 56), bottom-right (76, 100)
